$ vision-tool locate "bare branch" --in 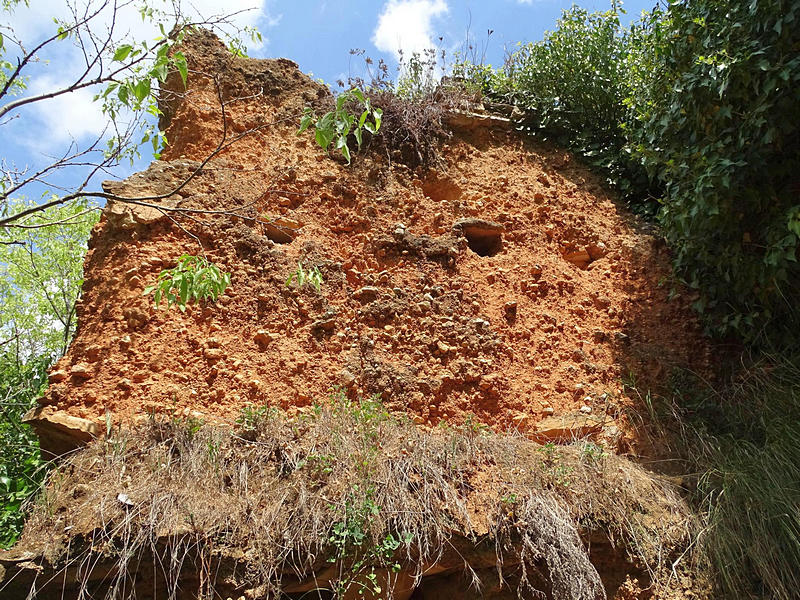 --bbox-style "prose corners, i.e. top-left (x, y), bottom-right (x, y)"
top-left (7, 206), bottom-right (100, 229)
top-left (0, 101), bottom-right (303, 229)
top-left (0, 0), bottom-right (108, 100)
